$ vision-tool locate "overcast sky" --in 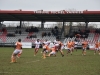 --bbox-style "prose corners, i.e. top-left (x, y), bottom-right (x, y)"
top-left (0, 0), bottom-right (100, 25)
top-left (0, 0), bottom-right (100, 11)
